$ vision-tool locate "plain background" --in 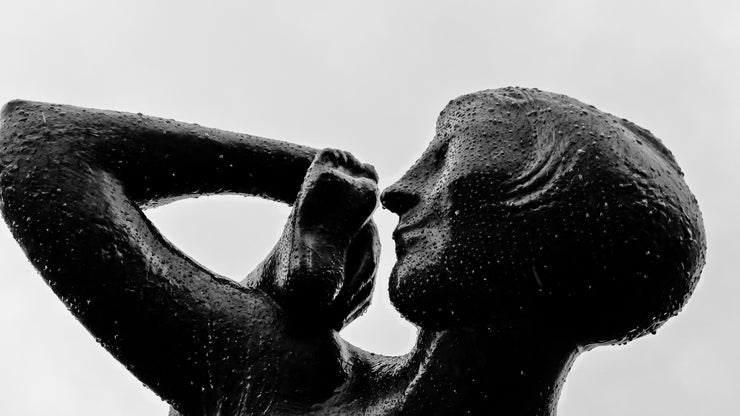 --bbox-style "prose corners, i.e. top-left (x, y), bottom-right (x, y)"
top-left (0, 1), bottom-right (737, 415)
